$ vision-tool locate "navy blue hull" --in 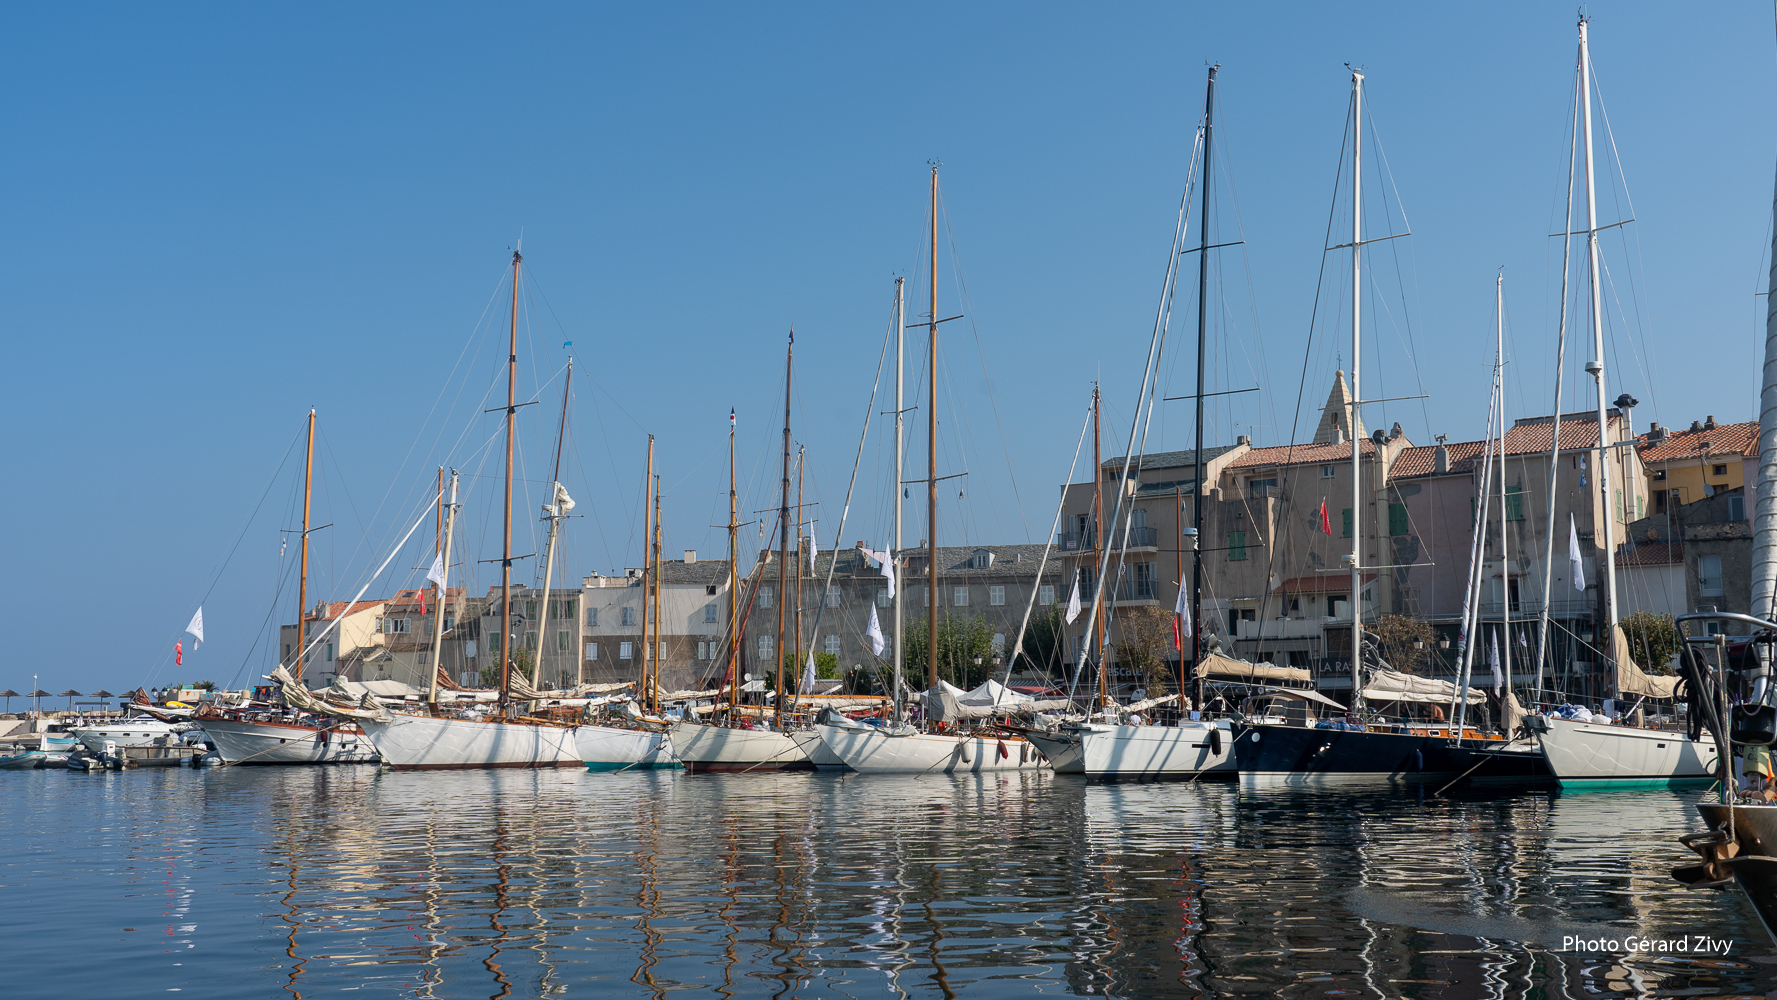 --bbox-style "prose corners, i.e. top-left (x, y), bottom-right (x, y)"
top-left (1234, 725), bottom-right (1541, 786)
